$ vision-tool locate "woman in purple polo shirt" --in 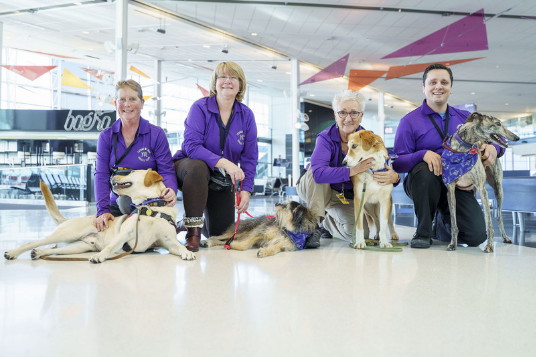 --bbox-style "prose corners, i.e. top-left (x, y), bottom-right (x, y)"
top-left (94, 79), bottom-right (178, 232)
top-left (174, 62), bottom-right (258, 252)
top-left (297, 90), bottom-right (399, 245)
